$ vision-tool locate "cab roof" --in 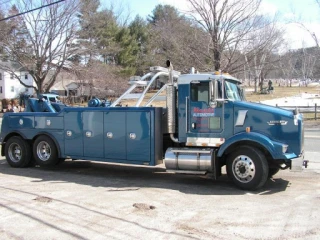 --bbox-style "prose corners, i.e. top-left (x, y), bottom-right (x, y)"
top-left (178, 73), bottom-right (241, 85)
